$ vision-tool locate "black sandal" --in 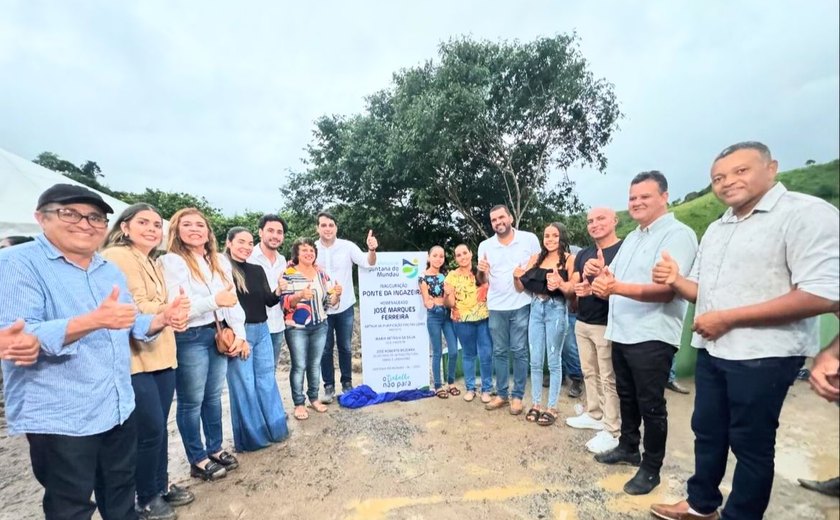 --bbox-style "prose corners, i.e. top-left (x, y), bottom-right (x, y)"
top-left (525, 407), bottom-right (541, 422)
top-left (209, 450), bottom-right (239, 471)
top-left (190, 461), bottom-right (226, 481)
top-left (537, 409), bottom-right (557, 426)
top-left (436, 388), bottom-right (449, 399)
